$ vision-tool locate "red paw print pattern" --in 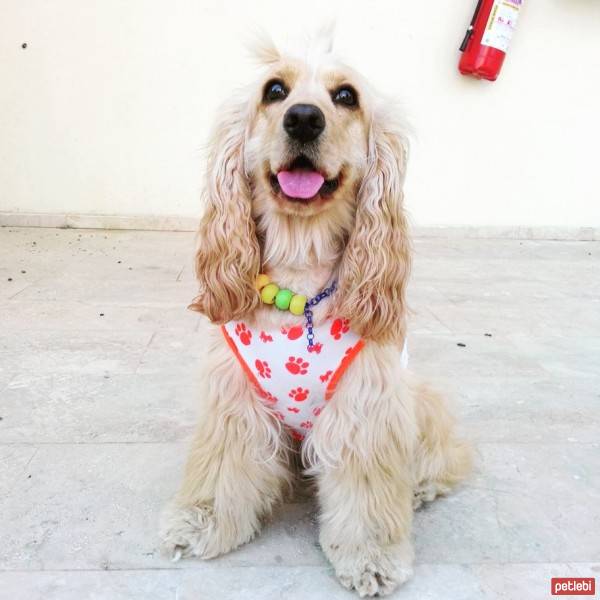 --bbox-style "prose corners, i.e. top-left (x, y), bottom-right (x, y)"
top-left (281, 325), bottom-right (303, 340)
top-left (312, 406), bottom-right (323, 417)
top-left (255, 359), bottom-right (271, 379)
top-left (287, 406), bottom-right (300, 413)
top-left (259, 331), bottom-right (273, 343)
top-left (235, 323), bottom-right (252, 345)
top-left (291, 430), bottom-right (305, 441)
top-left (273, 410), bottom-right (285, 422)
top-left (285, 356), bottom-right (309, 375)
top-left (307, 342), bottom-right (323, 354)
top-left (289, 387), bottom-right (309, 402)
top-left (319, 370), bottom-right (333, 383)
top-left (262, 391), bottom-right (278, 404)
top-left (300, 420), bottom-right (313, 429)
top-left (330, 318), bottom-right (350, 340)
